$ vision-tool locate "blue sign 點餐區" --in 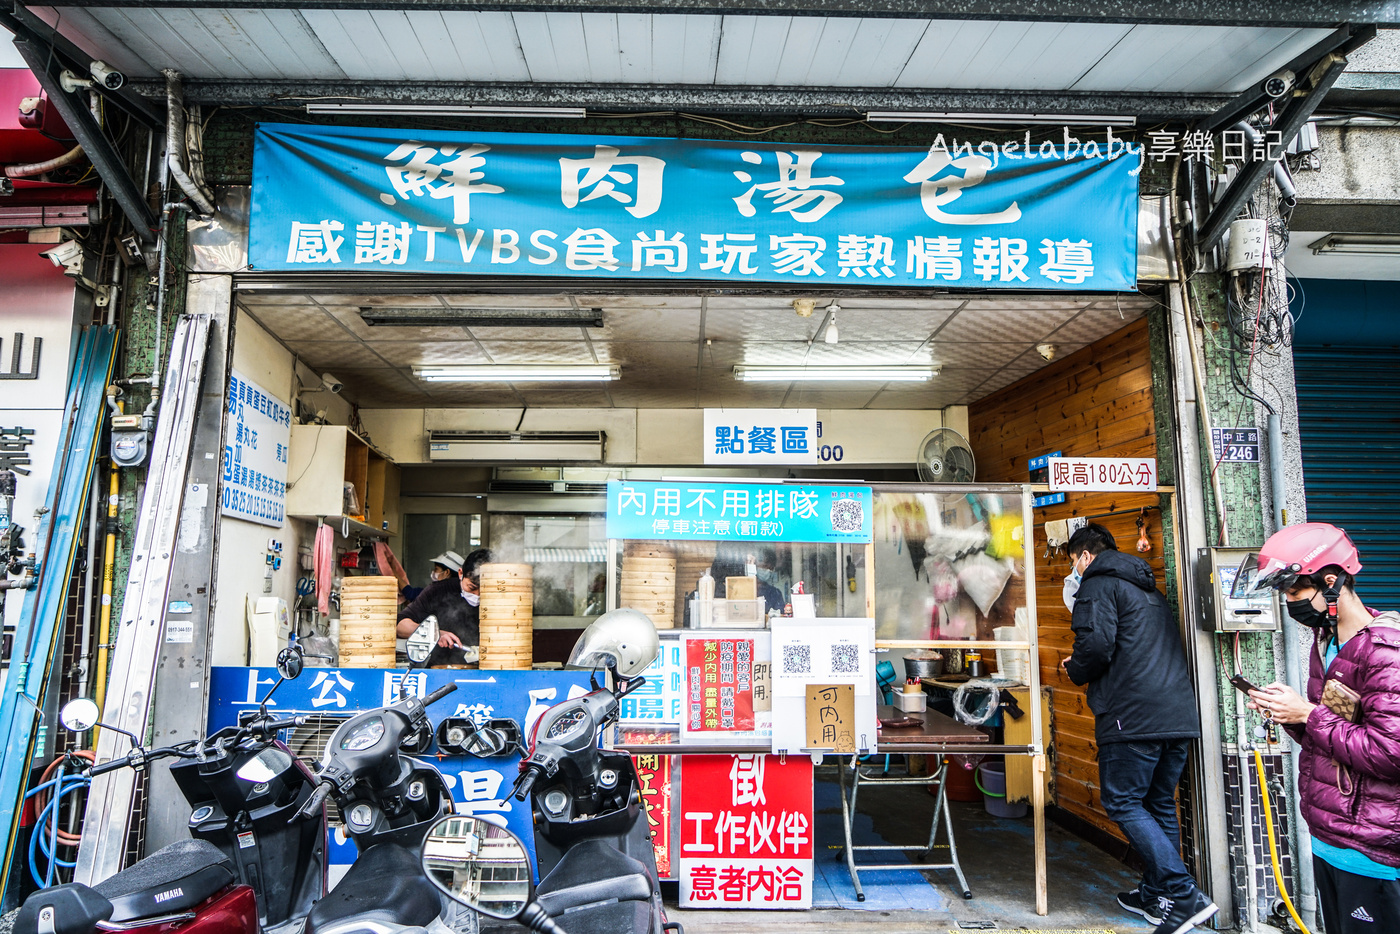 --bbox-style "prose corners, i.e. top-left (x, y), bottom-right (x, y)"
top-left (606, 480), bottom-right (871, 543)
top-left (250, 124), bottom-right (1140, 290)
